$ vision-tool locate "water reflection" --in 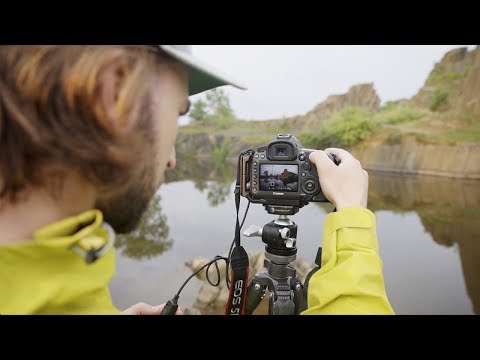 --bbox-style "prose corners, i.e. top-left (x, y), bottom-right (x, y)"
top-left (168, 160), bottom-right (235, 207)
top-left (368, 173), bottom-right (480, 314)
top-left (112, 157), bottom-right (480, 314)
top-left (115, 194), bottom-right (173, 260)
